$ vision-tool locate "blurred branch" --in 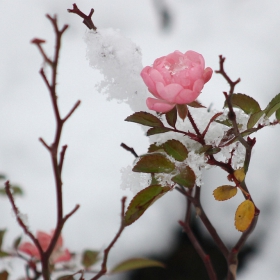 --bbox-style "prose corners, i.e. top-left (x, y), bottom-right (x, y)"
top-left (31, 14), bottom-right (81, 279)
top-left (90, 197), bottom-right (127, 280)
